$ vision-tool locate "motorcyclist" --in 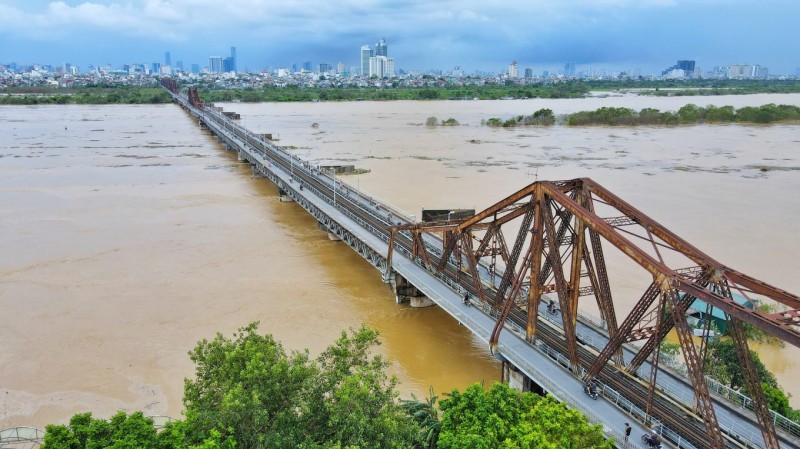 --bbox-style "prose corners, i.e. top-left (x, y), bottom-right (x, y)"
top-left (583, 379), bottom-right (598, 399)
top-left (644, 430), bottom-right (662, 448)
